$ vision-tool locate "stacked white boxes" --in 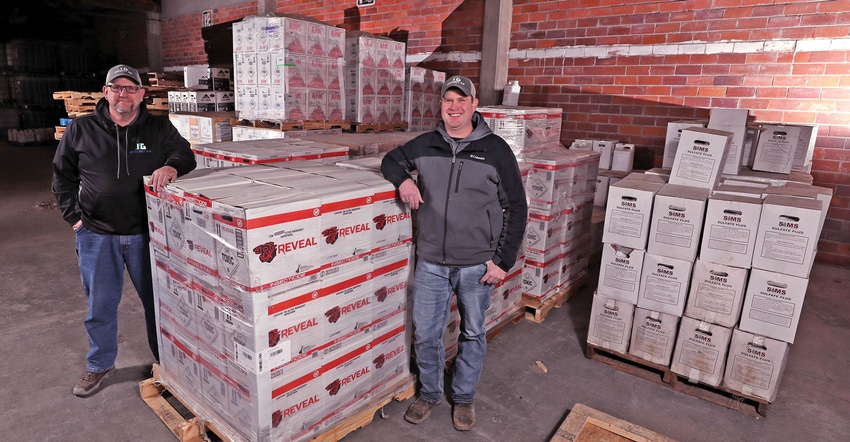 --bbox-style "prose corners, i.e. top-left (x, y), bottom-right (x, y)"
top-left (478, 106), bottom-right (563, 156)
top-left (190, 138), bottom-right (349, 169)
top-left (148, 161), bottom-right (414, 442)
top-left (521, 148), bottom-right (600, 303)
top-left (404, 66), bottom-right (445, 132)
top-left (233, 15), bottom-right (346, 123)
top-left (344, 31), bottom-right (406, 124)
